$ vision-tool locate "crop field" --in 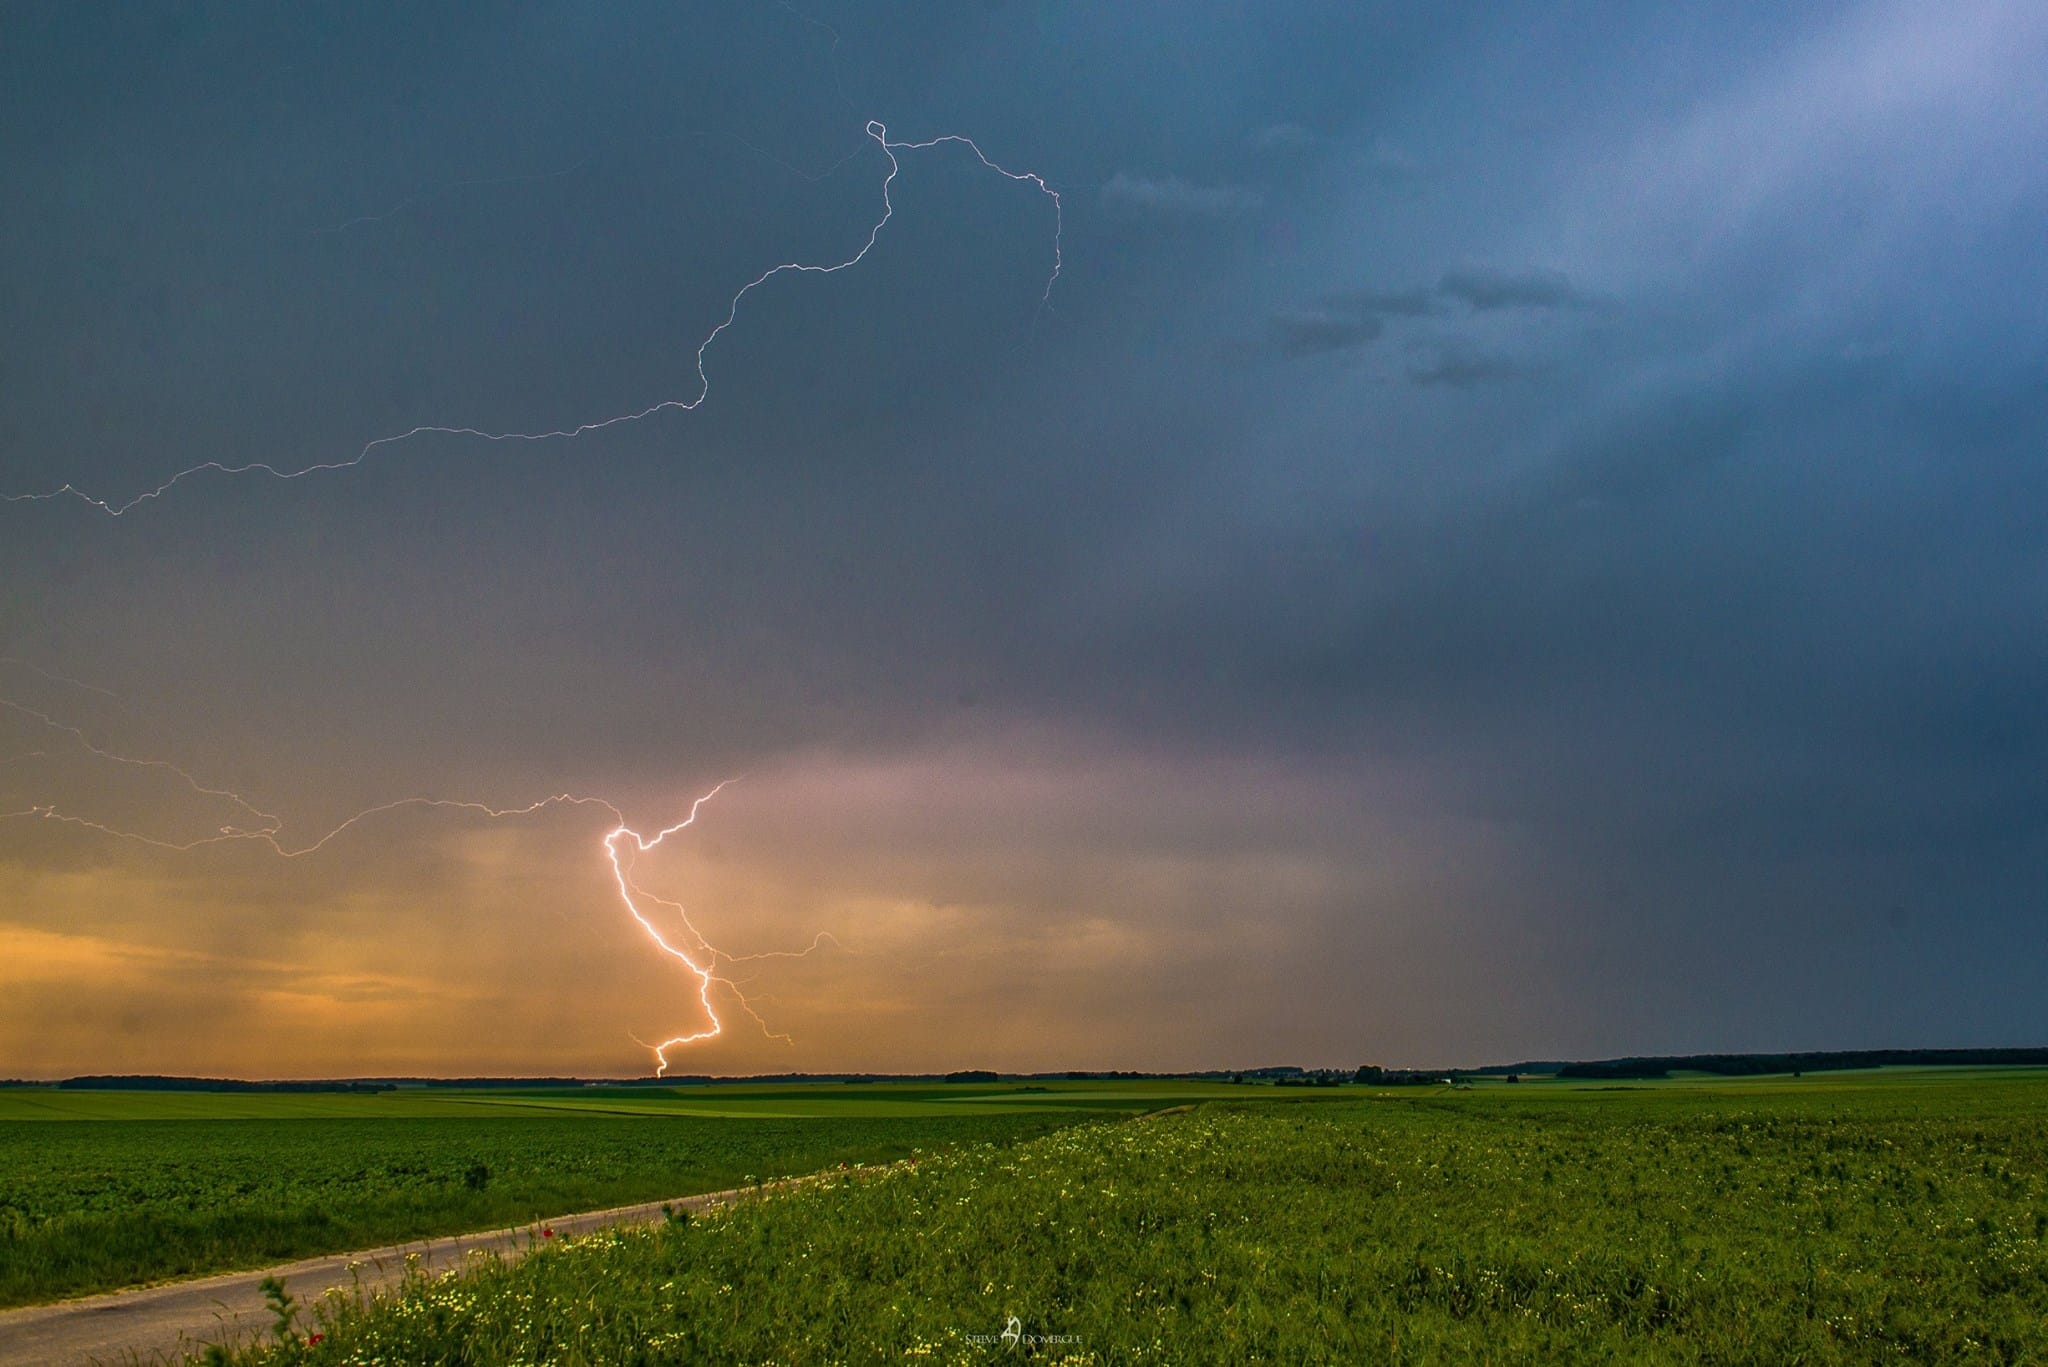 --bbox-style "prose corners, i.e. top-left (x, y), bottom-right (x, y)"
top-left (0, 1080), bottom-right (1248, 1308)
top-left (206, 1070), bottom-right (2048, 1365)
